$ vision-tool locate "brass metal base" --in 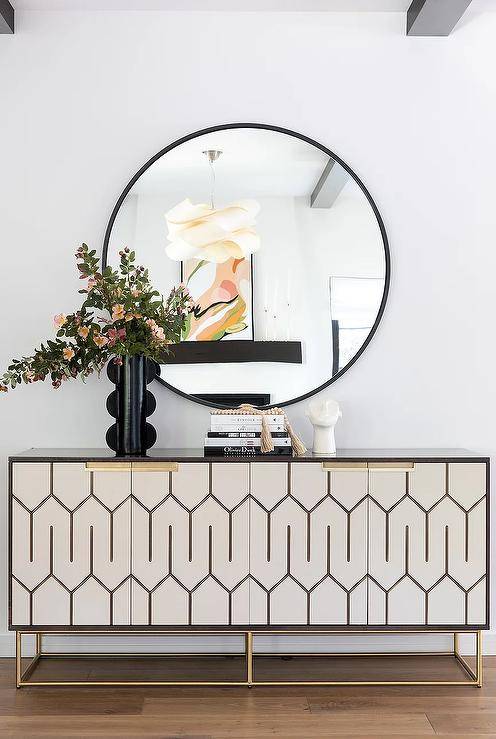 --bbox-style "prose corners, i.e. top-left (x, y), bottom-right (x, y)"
top-left (15, 629), bottom-right (483, 688)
